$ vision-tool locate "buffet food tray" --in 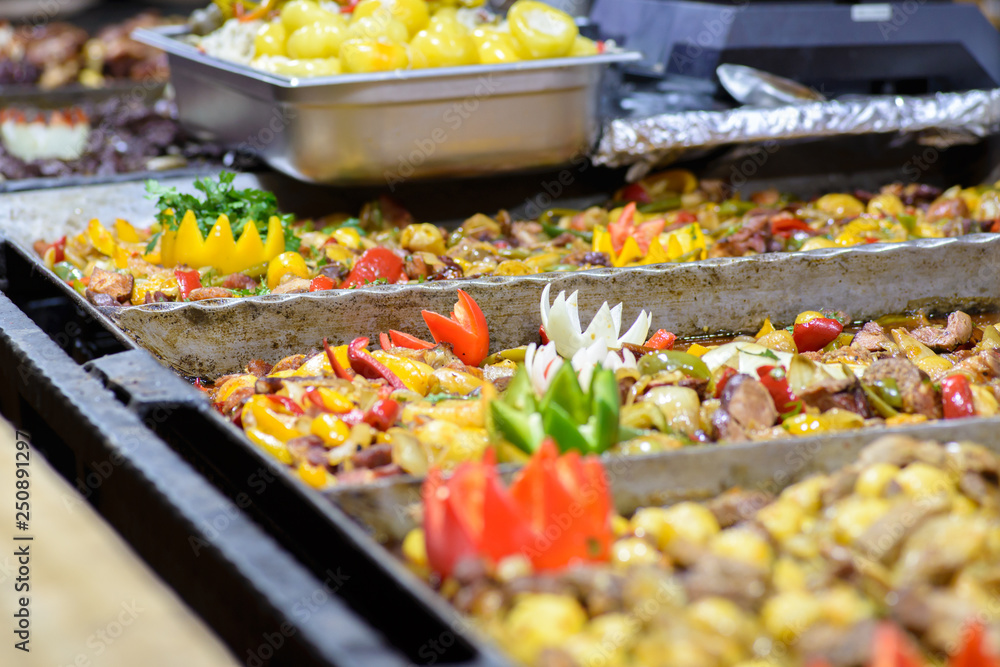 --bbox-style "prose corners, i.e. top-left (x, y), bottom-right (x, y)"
top-left (132, 26), bottom-right (640, 184)
top-left (9, 230), bottom-right (1000, 665)
top-left (110, 233), bottom-right (1000, 376)
top-left (5, 166), bottom-right (1000, 377)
